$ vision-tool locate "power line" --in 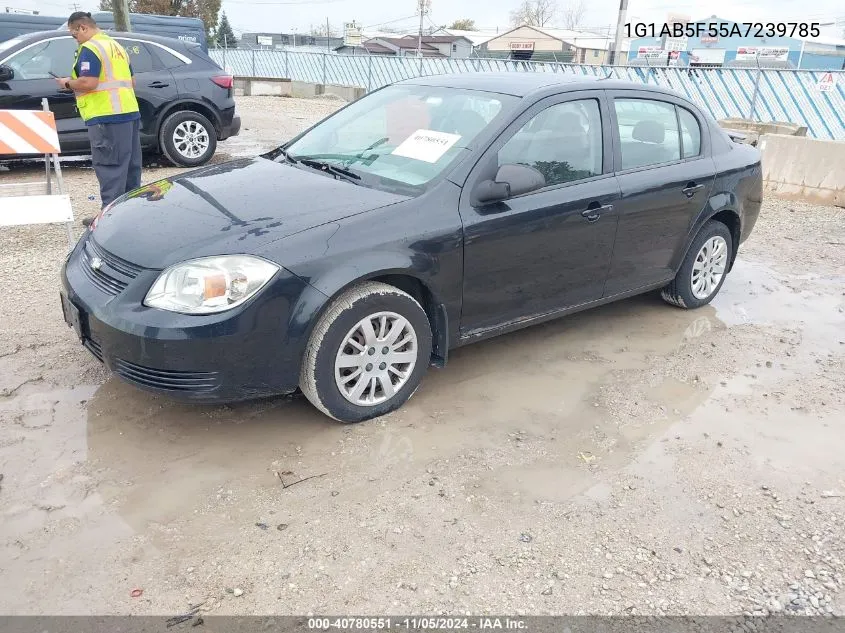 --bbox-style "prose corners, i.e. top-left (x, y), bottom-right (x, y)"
top-left (362, 14), bottom-right (419, 29)
top-left (223, 0), bottom-right (341, 5)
